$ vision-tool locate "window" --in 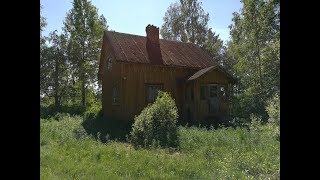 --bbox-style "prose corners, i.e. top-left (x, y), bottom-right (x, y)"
top-left (106, 56), bottom-right (112, 70)
top-left (200, 84), bottom-right (218, 99)
top-left (146, 84), bottom-right (163, 103)
top-left (112, 86), bottom-right (119, 105)
top-left (209, 85), bottom-right (218, 97)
